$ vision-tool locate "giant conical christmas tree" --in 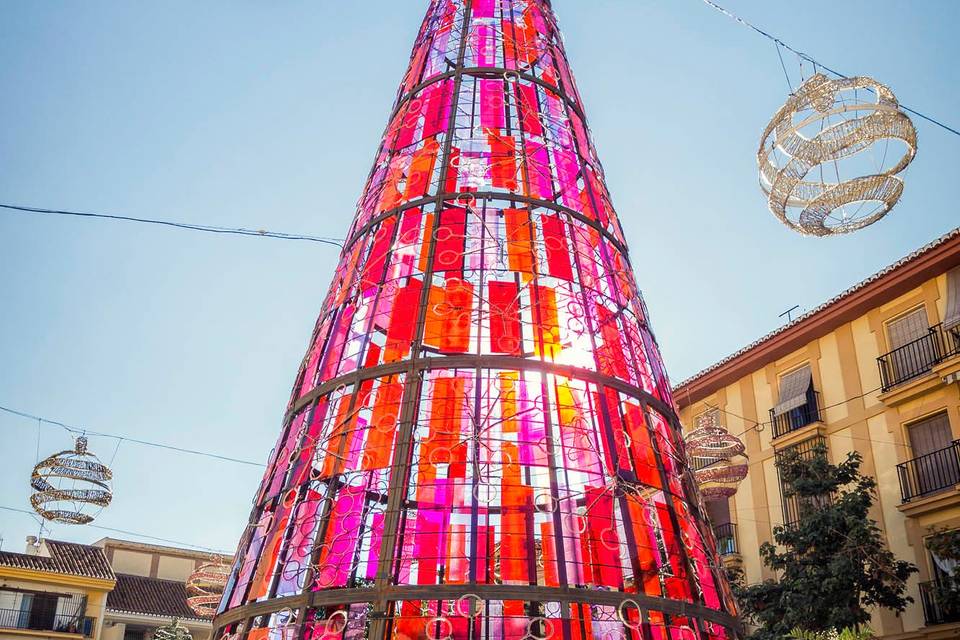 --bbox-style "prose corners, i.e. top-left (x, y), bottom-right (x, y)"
top-left (217, 2), bottom-right (740, 639)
